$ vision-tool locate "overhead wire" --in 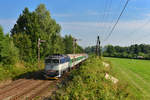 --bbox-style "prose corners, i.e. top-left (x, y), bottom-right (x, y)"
top-left (101, 0), bottom-right (113, 39)
top-left (130, 26), bottom-right (150, 44)
top-left (103, 0), bottom-right (124, 41)
top-left (104, 0), bottom-right (150, 45)
top-left (98, 0), bottom-right (109, 38)
top-left (103, 0), bottom-right (130, 42)
top-left (125, 19), bottom-right (150, 38)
